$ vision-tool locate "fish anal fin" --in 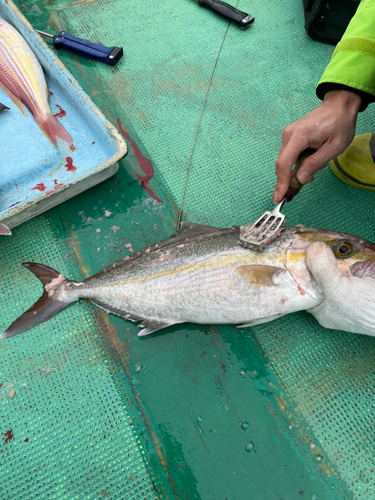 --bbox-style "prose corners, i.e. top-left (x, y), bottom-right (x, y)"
top-left (0, 81), bottom-right (28, 117)
top-left (89, 299), bottom-right (176, 335)
top-left (237, 265), bottom-right (285, 287)
top-left (237, 313), bottom-right (285, 328)
top-left (138, 319), bottom-right (180, 337)
top-left (89, 298), bottom-right (143, 322)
